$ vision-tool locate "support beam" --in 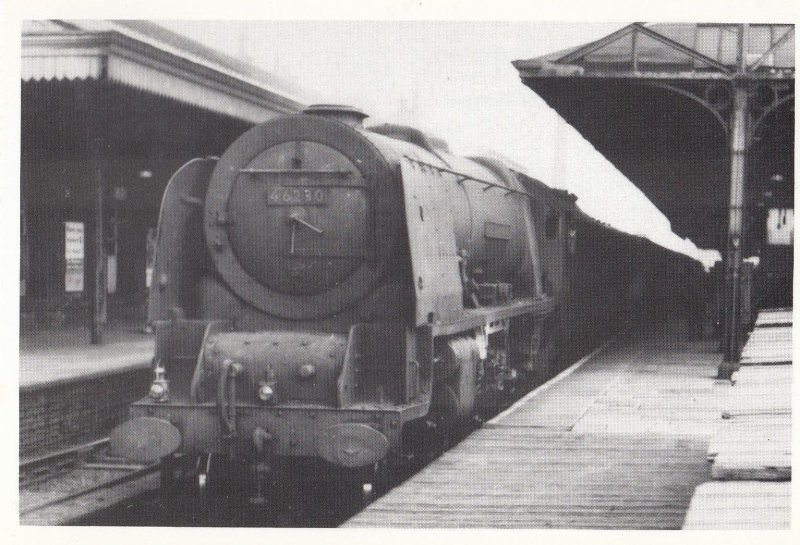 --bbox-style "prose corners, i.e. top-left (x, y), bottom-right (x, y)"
top-left (720, 24), bottom-right (751, 375)
top-left (721, 84), bottom-right (748, 369)
top-left (80, 81), bottom-right (109, 345)
top-left (90, 129), bottom-right (107, 344)
top-left (747, 27), bottom-right (794, 73)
